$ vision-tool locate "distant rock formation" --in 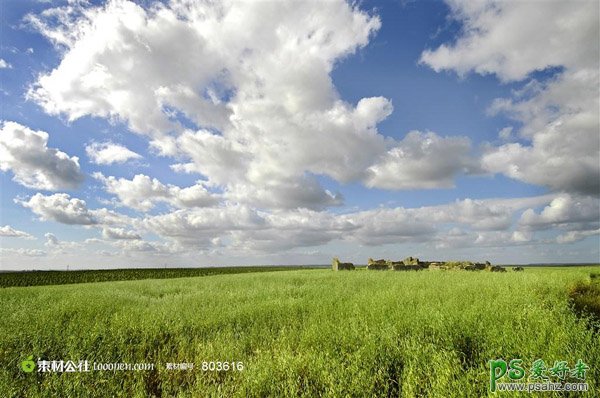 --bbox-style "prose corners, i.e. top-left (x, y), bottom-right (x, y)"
top-left (486, 265), bottom-right (507, 272)
top-left (403, 256), bottom-right (420, 266)
top-left (332, 257), bottom-right (355, 271)
top-left (361, 257), bottom-right (506, 272)
top-left (366, 257), bottom-right (431, 271)
top-left (427, 262), bottom-right (445, 270)
top-left (393, 264), bottom-right (424, 271)
top-left (367, 258), bottom-right (390, 270)
top-left (463, 263), bottom-right (487, 271)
